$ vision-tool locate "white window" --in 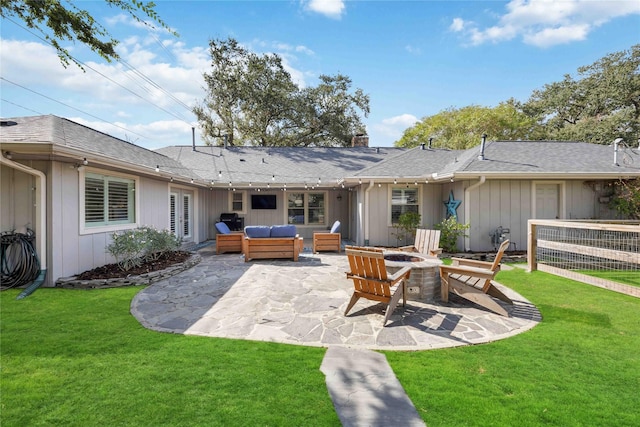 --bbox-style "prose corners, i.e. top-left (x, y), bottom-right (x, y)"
top-left (287, 192), bottom-right (326, 225)
top-left (81, 170), bottom-right (138, 234)
top-left (390, 187), bottom-right (419, 225)
top-left (228, 190), bottom-right (247, 214)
